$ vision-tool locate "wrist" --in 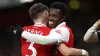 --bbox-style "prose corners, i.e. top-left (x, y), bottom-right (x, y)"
top-left (93, 22), bottom-right (99, 30)
top-left (81, 49), bottom-right (87, 55)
